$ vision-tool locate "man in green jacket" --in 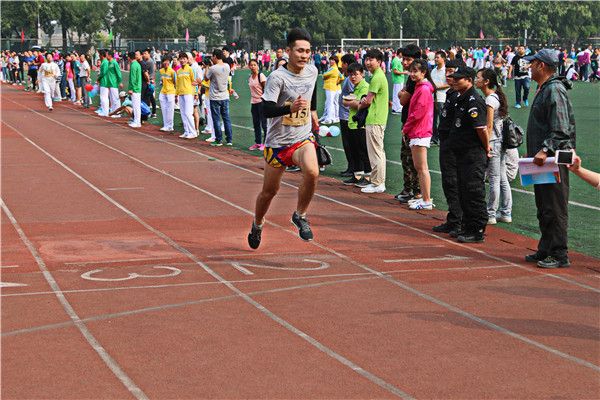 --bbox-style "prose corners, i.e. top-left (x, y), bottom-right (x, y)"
top-left (106, 51), bottom-right (123, 117)
top-left (128, 51), bottom-right (142, 128)
top-left (96, 50), bottom-right (110, 116)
